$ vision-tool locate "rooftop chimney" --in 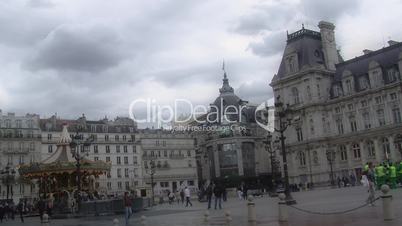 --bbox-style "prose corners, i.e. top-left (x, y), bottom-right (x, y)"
top-left (363, 49), bottom-right (373, 55)
top-left (388, 40), bottom-right (399, 46)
